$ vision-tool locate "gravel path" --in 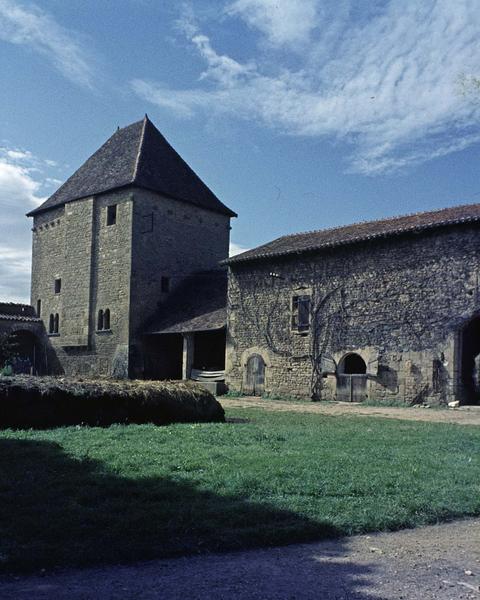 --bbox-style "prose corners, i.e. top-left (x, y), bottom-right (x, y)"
top-left (222, 397), bottom-right (480, 425)
top-left (0, 519), bottom-right (478, 599)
